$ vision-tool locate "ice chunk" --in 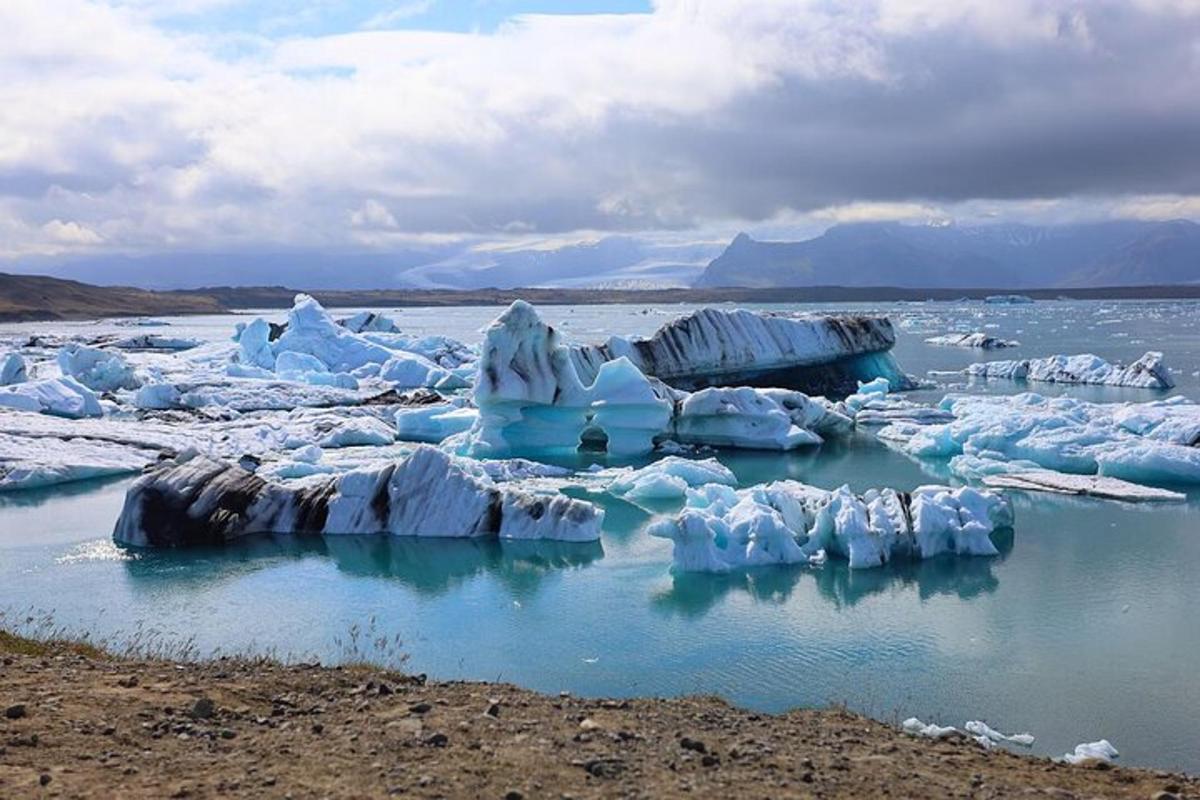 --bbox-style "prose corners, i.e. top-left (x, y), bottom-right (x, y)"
top-left (395, 401), bottom-right (478, 443)
top-left (0, 377), bottom-right (103, 418)
top-left (0, 431), bottom-right (160, 490)
top-left (902, 718), bottom-right (958, 738)
top-left (649, 479), bottom-right (1011, 572)
top-left (272, 294), bottom-right (397, 372)
top-left (964, 720), bottom-right (1035, 747)
top-left (1, 353), bottom-right (28, 385)
top-left (338, 310), bottom-right (400, 334)
top-left (609, 456), bottom-right (737, 501)
top-left (966, 351), bottom-right (1173, 389)
top-left (979, 467), bottom-right (1186, 502)
top-left (57, 344), bottom-right (140, 391)
top-left (110, 334), bottom-right (201, 351)
top-left (984, 294), bottom-right (1034, 304)
top-left (235, 318), bottom-right (276, 369)
top-left (588, 357), bottom-right (673, 456)
top-left (379, 352), bottom-right (465, 390)
top-left (672, 387), bottom-right (822, 450)
top-left (926, 332), bottom-right (1019, 349)
top-left (113, 445), bottom-right (603, 547)
top-left (877, 391), bottom-right (1200, 488)
top-left (571, 308), bottom-right (913, 396)
top-left (1061, 740), bottom-right (1118, 765)
top-left (133, 382), bottom-right (183, 410)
